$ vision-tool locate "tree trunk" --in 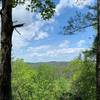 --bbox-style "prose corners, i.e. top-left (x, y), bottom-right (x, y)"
top-left (96, 0), bottom-right (100, 100)
top-left (0, 0), bottom-right (13, 99)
